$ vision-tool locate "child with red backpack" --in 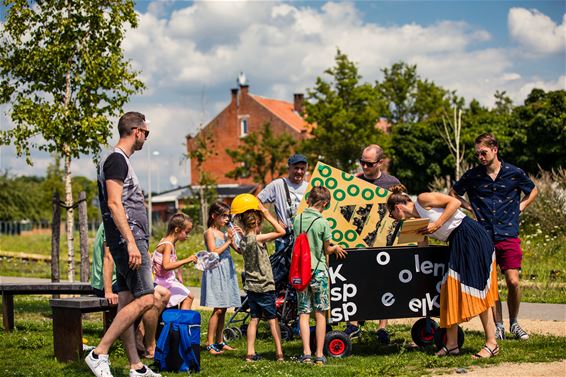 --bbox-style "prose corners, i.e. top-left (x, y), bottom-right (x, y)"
top-left (231, 194), bottom-right (287, 362)
top-left (293, 186), bottom-right (347, 365)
